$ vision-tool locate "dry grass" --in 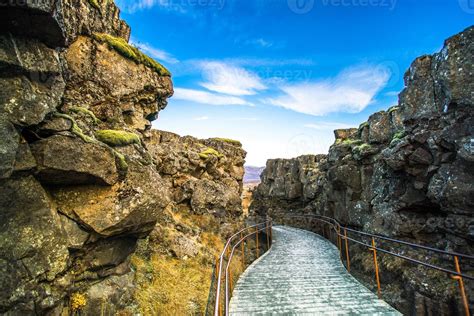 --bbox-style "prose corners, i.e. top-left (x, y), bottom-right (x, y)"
top-left (132, 254), bottom-right (213, 315)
